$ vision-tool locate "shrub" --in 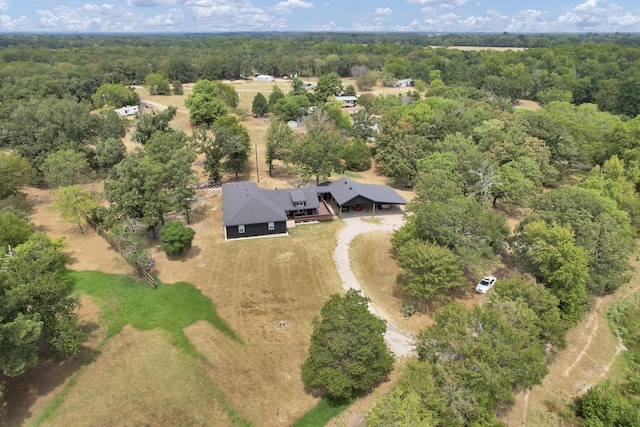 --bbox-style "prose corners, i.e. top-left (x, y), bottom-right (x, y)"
top-left (159, 221), bottom-right (195, 256)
